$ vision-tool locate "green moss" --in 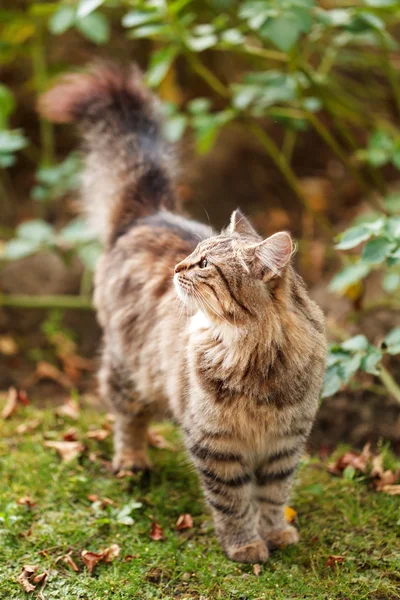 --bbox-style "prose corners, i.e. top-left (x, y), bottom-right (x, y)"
top-left (0, 403), bottom-right (399, 600)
